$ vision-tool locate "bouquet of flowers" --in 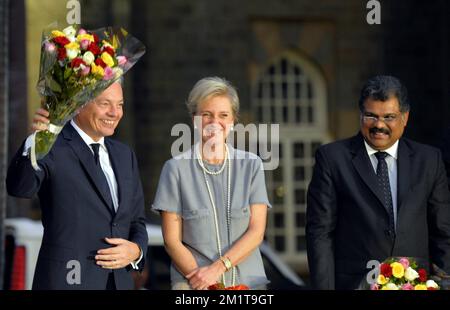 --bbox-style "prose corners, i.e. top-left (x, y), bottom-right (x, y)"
top-left (208, 283), bottom-right (249, 290)
top-left (371, 257), bottom-right (440, 290)
top-left (31, 23), bottom-right (145, 170)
